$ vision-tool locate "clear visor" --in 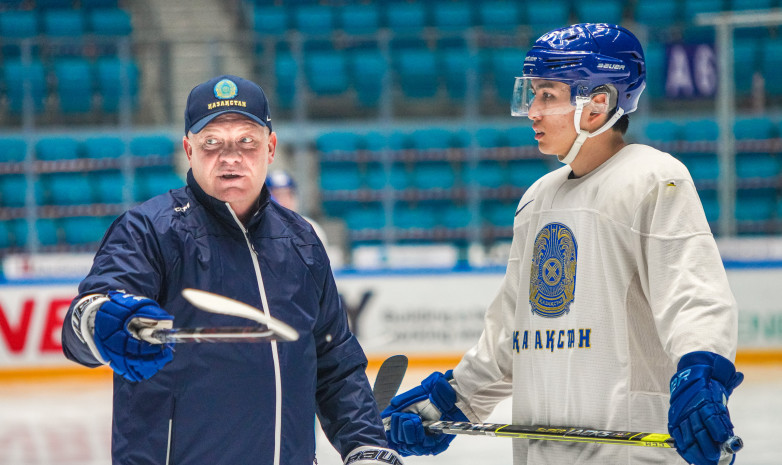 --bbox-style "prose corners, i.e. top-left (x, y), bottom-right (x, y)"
top-left (511, 77), bottom-right (610, 117)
